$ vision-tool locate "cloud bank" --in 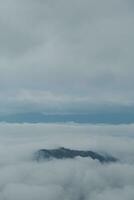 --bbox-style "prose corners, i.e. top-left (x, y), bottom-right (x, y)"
top-left (0, 0), bottom-right (134, 116)
top-left (0, 123), bottom-right (134, 199)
